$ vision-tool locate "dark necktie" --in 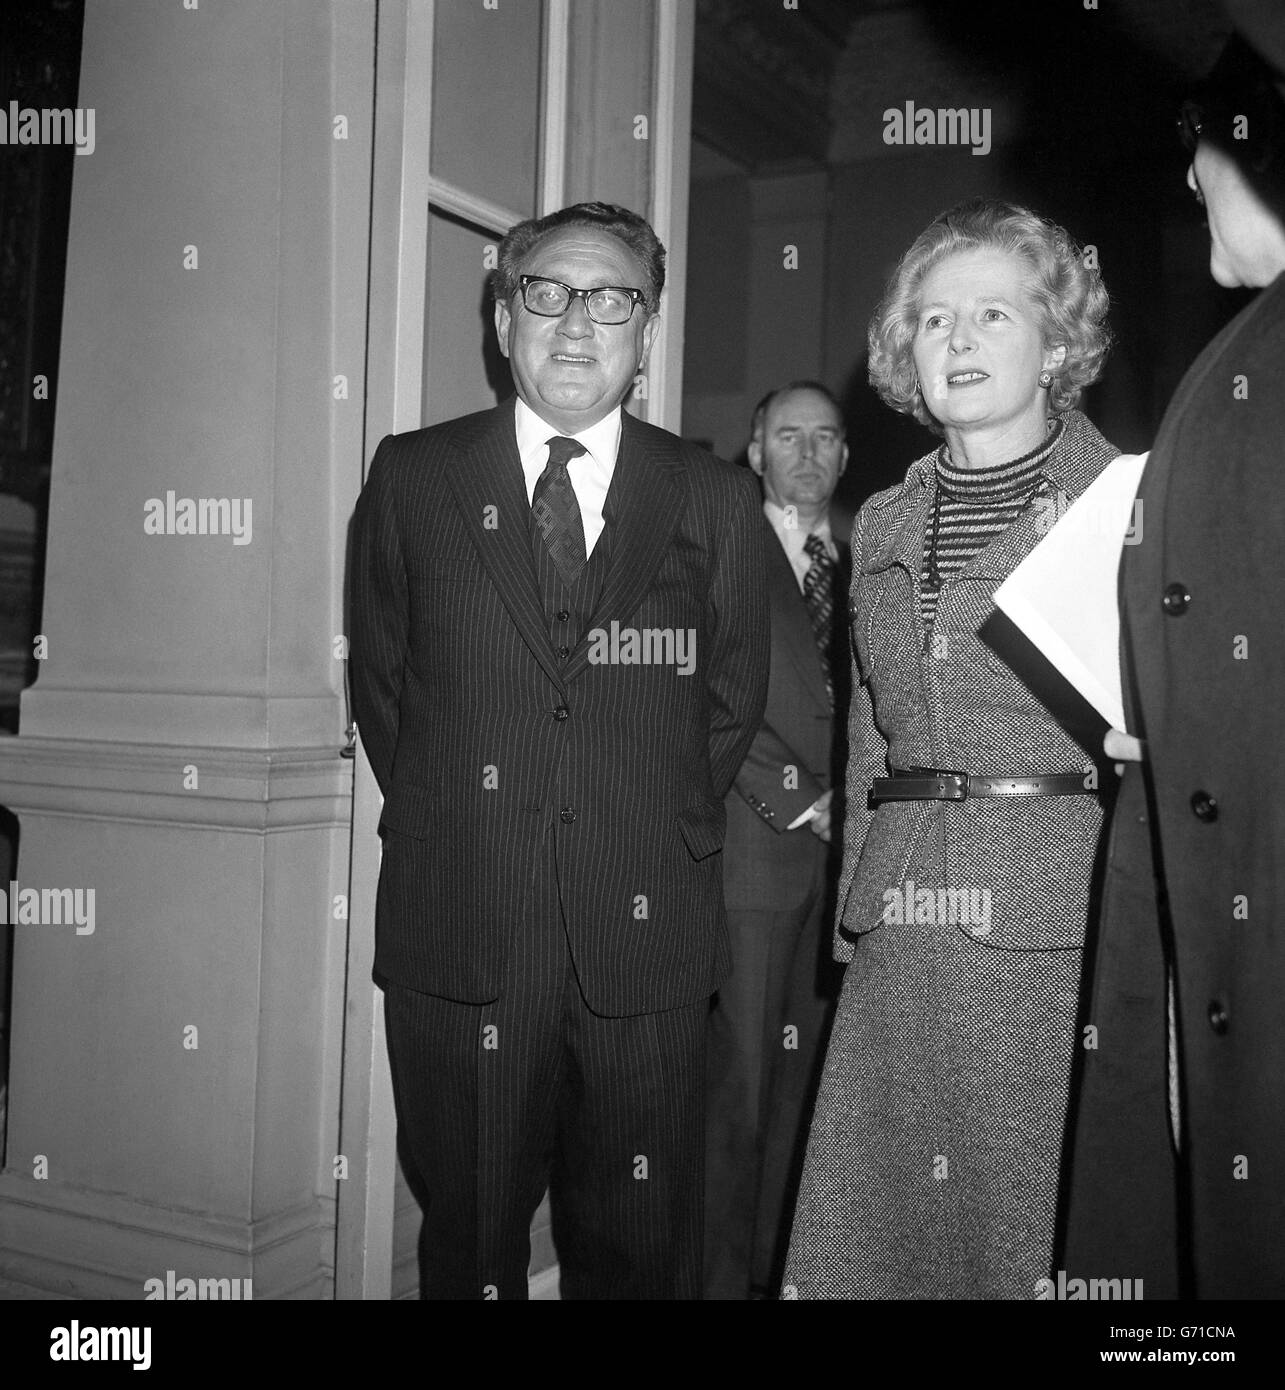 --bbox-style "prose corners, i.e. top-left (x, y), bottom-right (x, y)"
top-left (803, 532), bottom-right (836, 708)
top-left (532, 436), bottom-right (588, 585)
